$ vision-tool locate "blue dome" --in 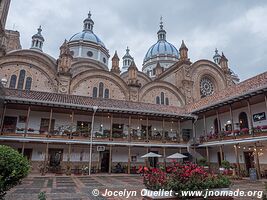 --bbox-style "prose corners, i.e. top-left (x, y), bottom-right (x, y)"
top-left (144, 40), bottom-right (179, 62)
top-left (69, 31), bottom-right (106, 48)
